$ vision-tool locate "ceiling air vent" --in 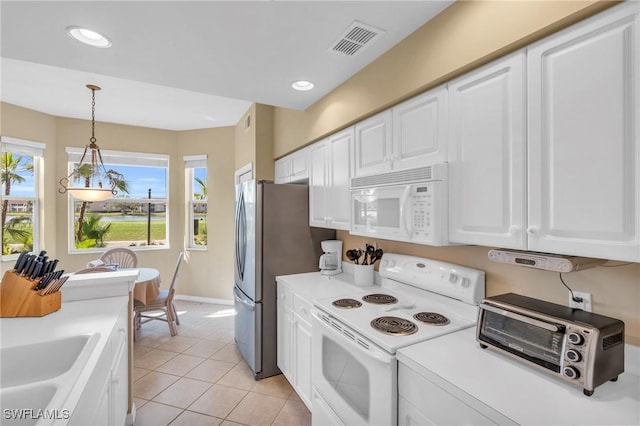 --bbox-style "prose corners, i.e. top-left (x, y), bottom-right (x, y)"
top-left (329, 21), bottom-right (384, 57)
